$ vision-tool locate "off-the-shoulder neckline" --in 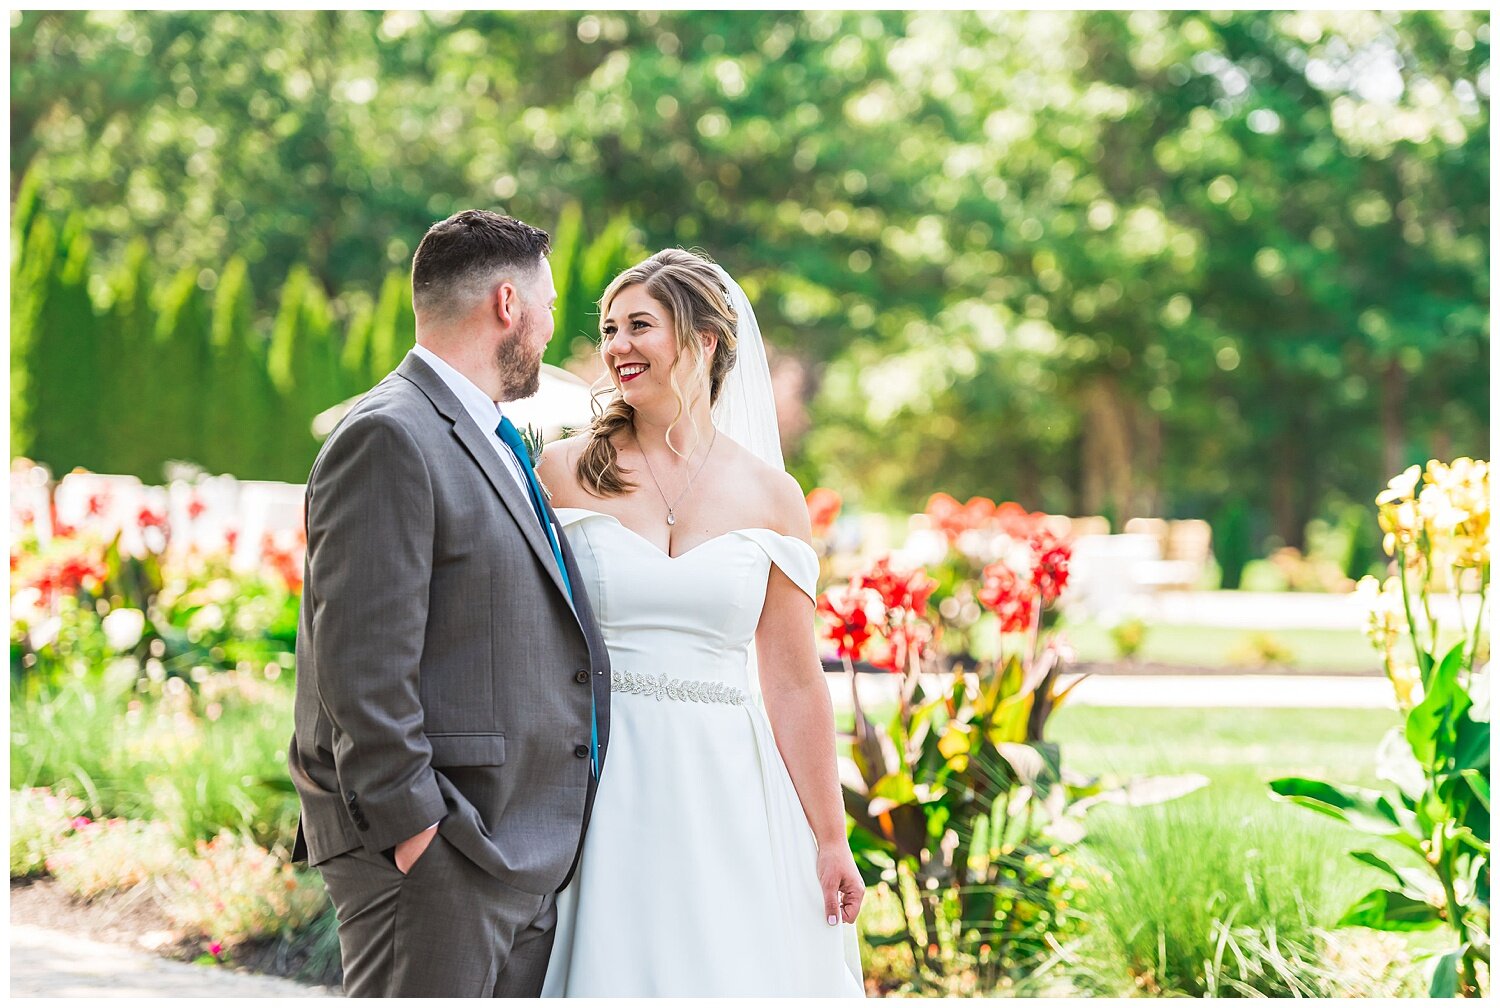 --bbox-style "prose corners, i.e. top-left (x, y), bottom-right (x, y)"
top-left (554, 507), bottom-right (816, 564)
